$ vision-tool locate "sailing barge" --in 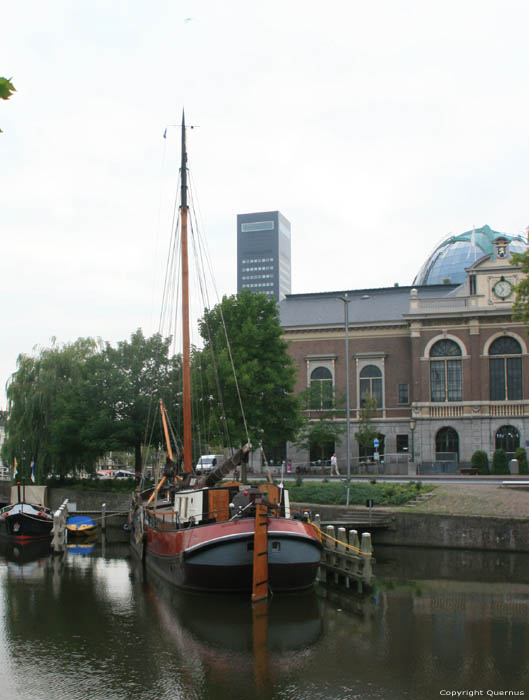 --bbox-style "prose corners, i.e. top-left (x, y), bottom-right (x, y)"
top-left (129, 115), bottom-right (322, 598)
